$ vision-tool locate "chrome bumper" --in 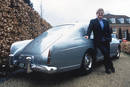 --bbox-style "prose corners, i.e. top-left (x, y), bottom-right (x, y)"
top-left (31, 64), bottom-right (58, 74)
top-left (9, 54), bottom-right (57, 74)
